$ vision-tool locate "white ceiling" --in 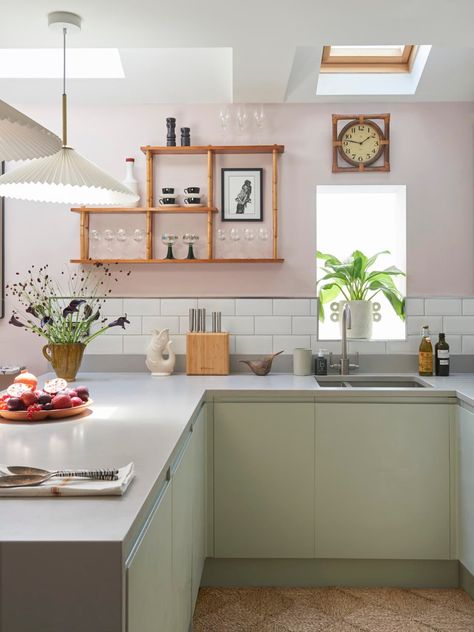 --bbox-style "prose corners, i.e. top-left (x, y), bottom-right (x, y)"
top-left (0, 0), bottom-right (473, 104)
